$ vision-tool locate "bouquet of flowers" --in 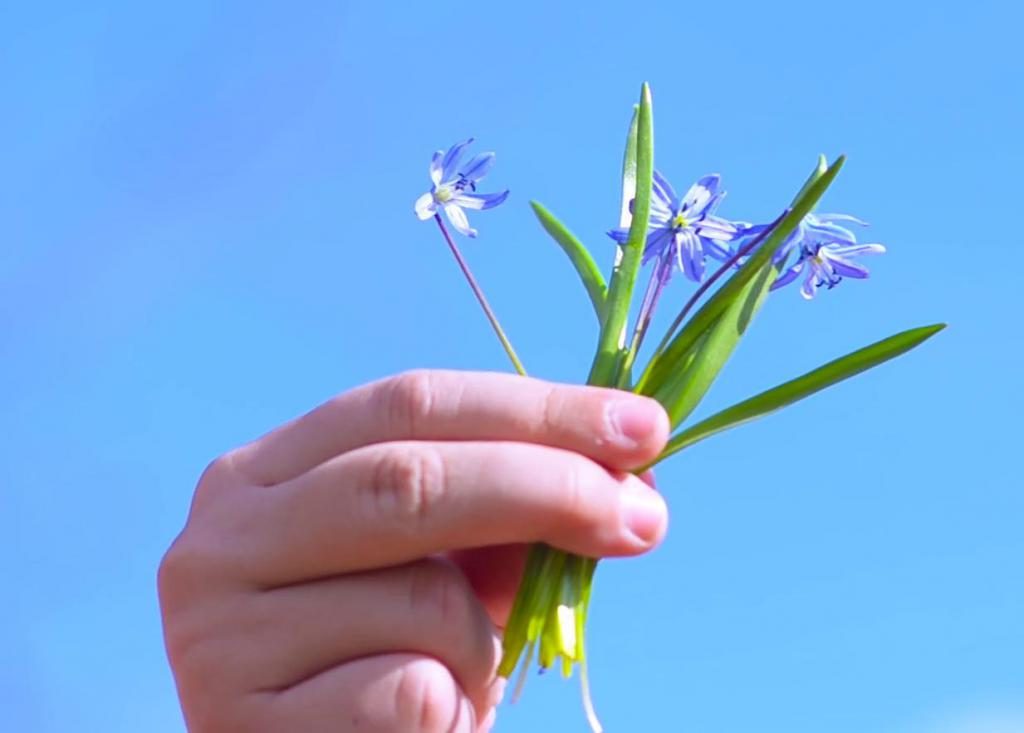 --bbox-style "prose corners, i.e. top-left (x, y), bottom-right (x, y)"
top-left (414, 82), bottom-right (943, 732)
